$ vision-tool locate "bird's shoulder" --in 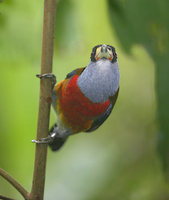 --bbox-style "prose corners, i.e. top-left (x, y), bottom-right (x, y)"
top-left (53, 67), bottom-right (86, 94)
top-left (65, 67), bottom-right (86, 79)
